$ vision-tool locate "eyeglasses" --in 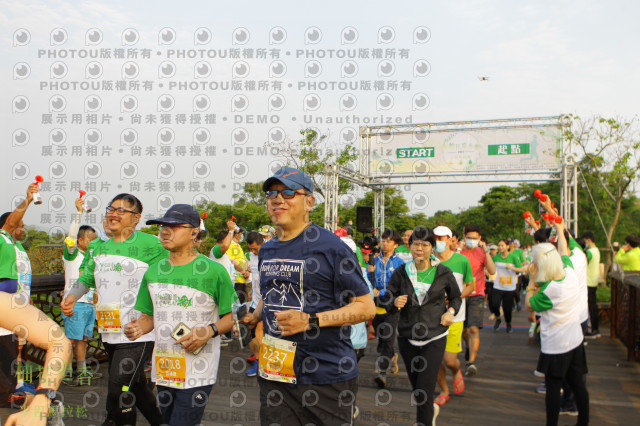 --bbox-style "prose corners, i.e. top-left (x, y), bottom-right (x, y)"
top-left (105, 206), bottom-right (138, 215)
top-left (411, 241), bottom-right (432, 248)
top-left (159, 225), bottom-right (195, 230)
top-left (265, 189), bottom-right (307, 200)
